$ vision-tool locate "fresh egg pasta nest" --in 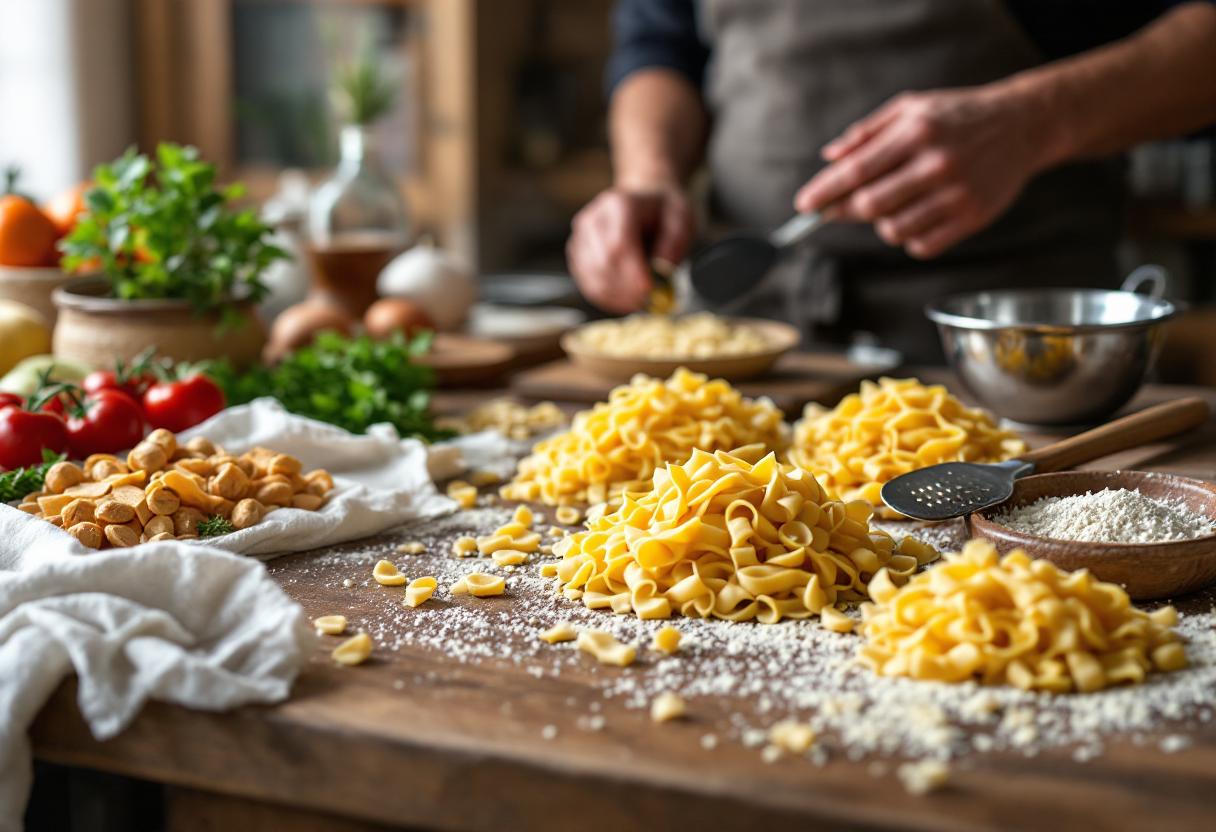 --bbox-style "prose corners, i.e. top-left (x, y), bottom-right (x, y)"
top-left (858, 540), bottom-right (1187, 693)
top-left (548, 448), bottom-right (939, 624)
top-left (501, 368), bottom-right (788, 507)
top-left (787, 377), bottom-right (1027, 518)
top-left (573, 312), bottom-right (771, 359)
